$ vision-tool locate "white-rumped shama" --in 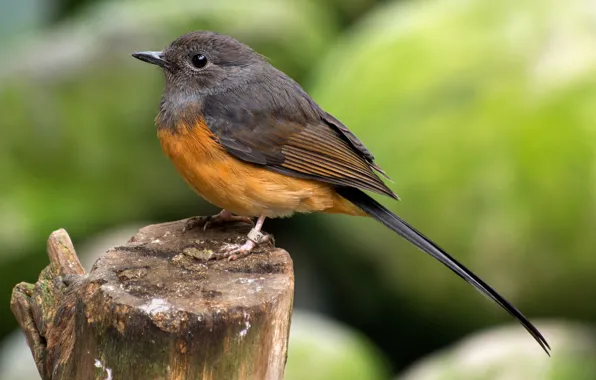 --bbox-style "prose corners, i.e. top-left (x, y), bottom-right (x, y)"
top-left (132, 31), bottom-right (550, 354)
